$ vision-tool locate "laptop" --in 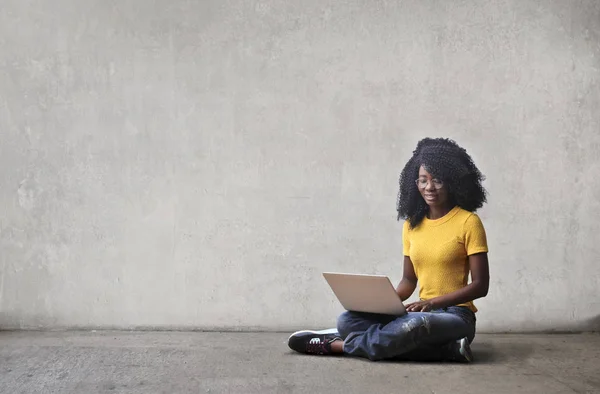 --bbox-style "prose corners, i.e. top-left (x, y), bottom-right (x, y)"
top-left (323, 272), bottom-right (407, 316)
